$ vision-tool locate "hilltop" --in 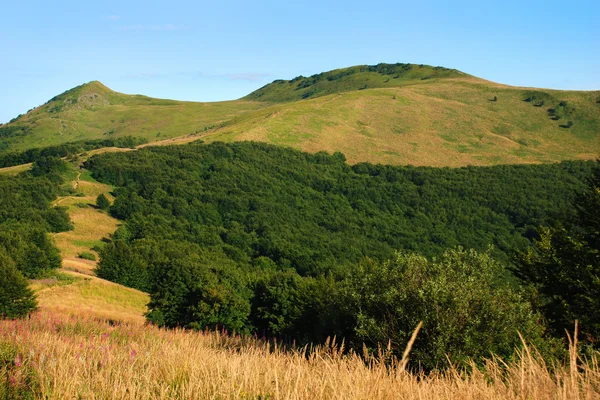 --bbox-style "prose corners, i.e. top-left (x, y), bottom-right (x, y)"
top-left (0, 80), bottom-right (262, 153)
top-left (244, 63), bottom-right (466, 102)
top-left (1, 63), bottom-right (599, 167)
